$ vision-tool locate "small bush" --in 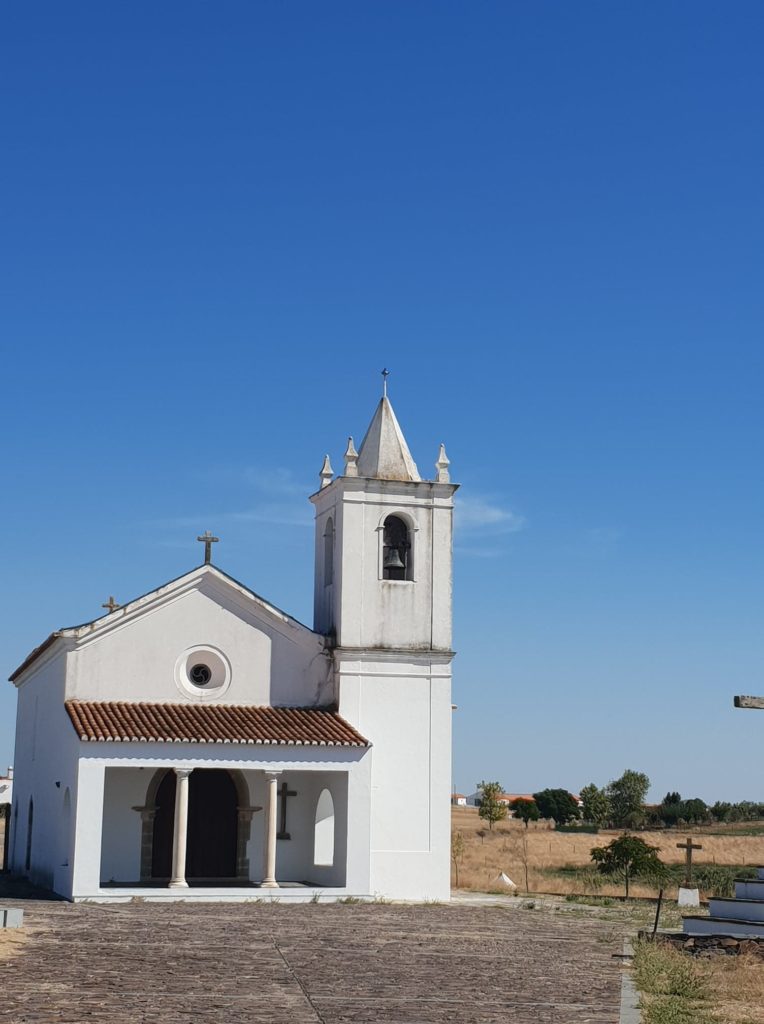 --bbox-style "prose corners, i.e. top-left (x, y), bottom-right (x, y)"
top-left (632, 940), bottom-right (712, 1024)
